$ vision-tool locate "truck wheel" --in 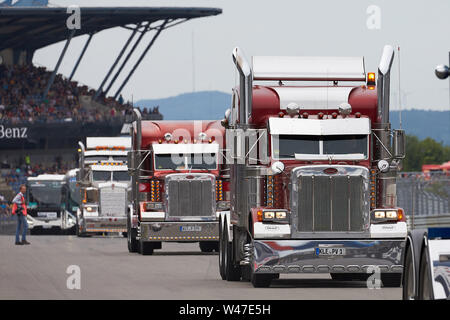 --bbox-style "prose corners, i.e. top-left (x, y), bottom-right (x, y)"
top-left (251, 272), bottom-right (272, 288)
top-left (418, 247), bottom-right (434, 299)
top-left (381, 273), bottom-right (402, 288)
top-left (403, 245), bottom-right (416, 300)
top-left (224, 222), bottom-right (241, 281)
top-left (218, 219), bottom-right (226, 280)
top-left (127, 229), bottom-right (139, 253)
top-left (331, 273), bottom-right (370, 282)
top-left (199, 241), bottom-right (214, 253)
top-left (139, 241), bottom-right (154, 255)
top-left (200, 241), bottom-right (219, 253)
